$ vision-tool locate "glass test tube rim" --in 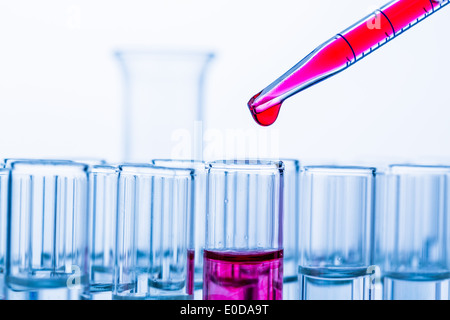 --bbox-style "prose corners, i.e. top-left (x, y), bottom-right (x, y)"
top-left (151, 159), bottom-right (207, 172)
top-left (303, 165), bottom-right (376, 176)
top-left (388, 164), bottom-right (450, 175)
top-left (119, 163), bottom-right (195, 178)
top-left (70, 158), bottom-right (108, 166)
top-left (2, 158), bottom-right (75, 169)
top-left (9, 160), bottom-right (89, 175)
top-left (89, 165), bottom-right (120, 175)
top-left (207, 159), bottom-right (285, 173)
top-left (256, 158), bottom-right (300, 172)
